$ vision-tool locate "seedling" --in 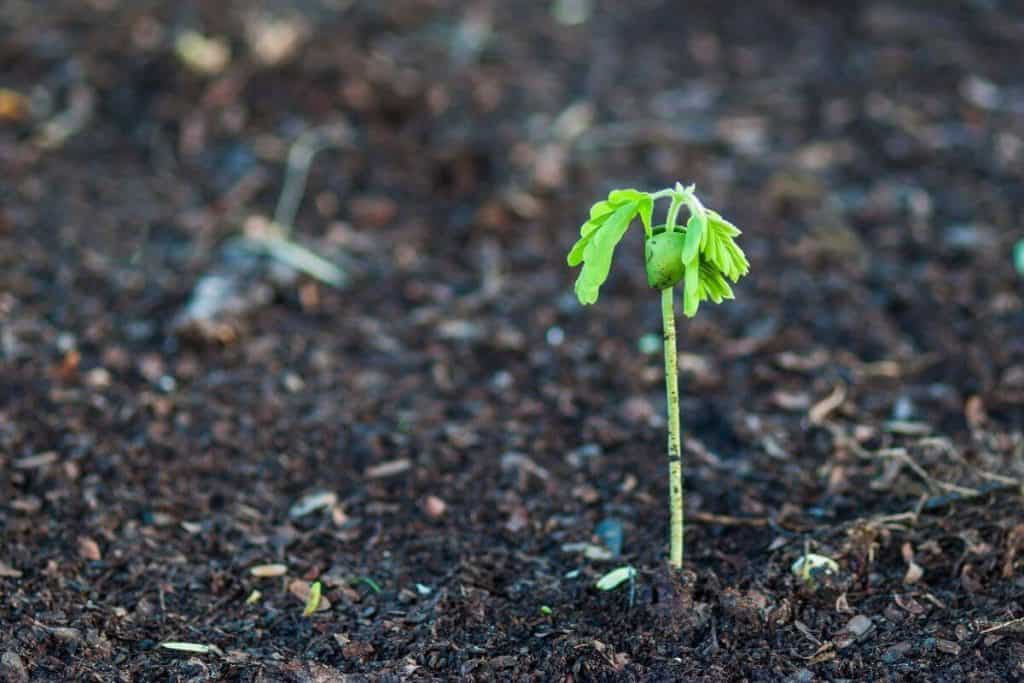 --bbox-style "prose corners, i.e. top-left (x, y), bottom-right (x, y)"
top-left (302, 581), bottom-right (323, 617)
top-left (567, 183), bottom-right (749, 568)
